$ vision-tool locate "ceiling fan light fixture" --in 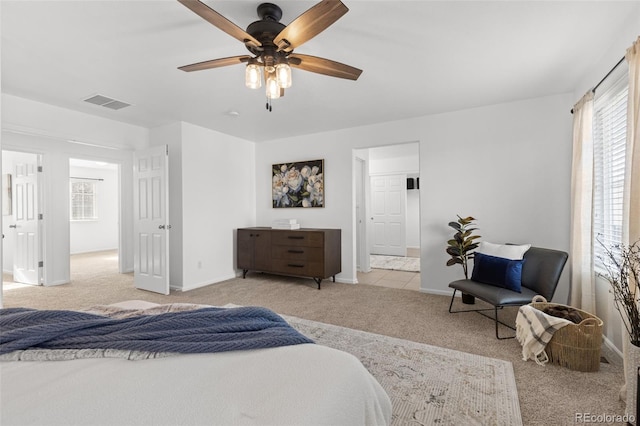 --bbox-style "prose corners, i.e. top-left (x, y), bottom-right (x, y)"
top-left (263, 55), bottom-right (276, 73)
top-left (275, 62), bottom-right (292, 89)
top-left (265, 71), bottom-right (281, 99)
top-left (245, 61), bottom-right (262, 89)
